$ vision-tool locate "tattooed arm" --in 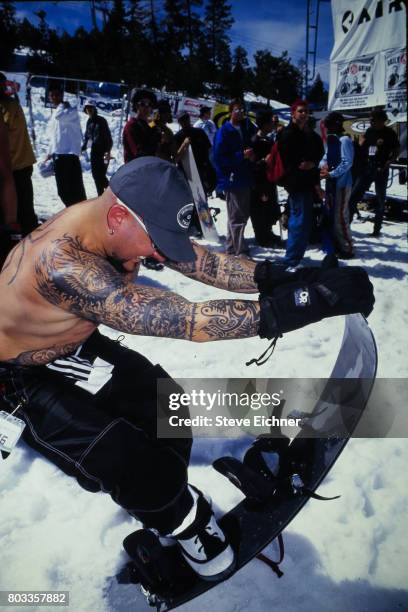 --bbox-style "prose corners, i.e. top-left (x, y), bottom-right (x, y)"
top-left (35, 235), bottom-right (260, 342)
top-left (165, 242), bottom-right (258, 293)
